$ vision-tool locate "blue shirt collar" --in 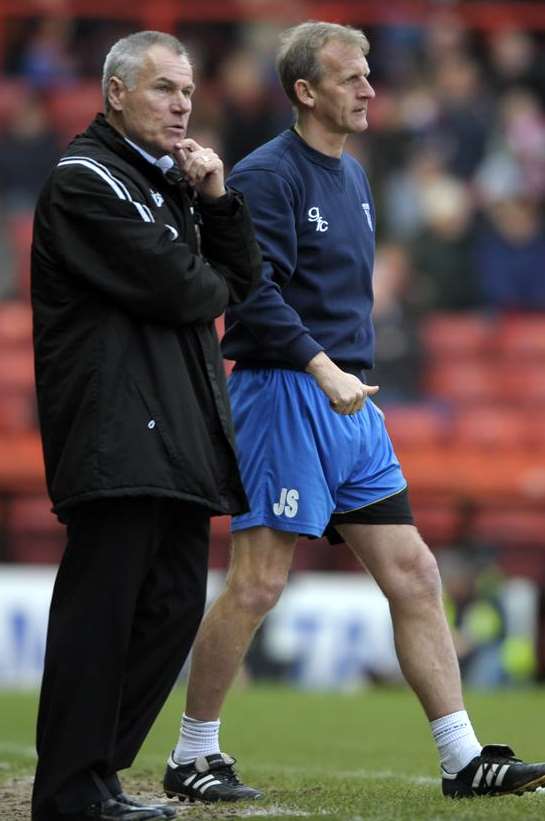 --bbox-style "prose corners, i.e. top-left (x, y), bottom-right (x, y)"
top-left (124, 138), bottom-right (174, 174)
